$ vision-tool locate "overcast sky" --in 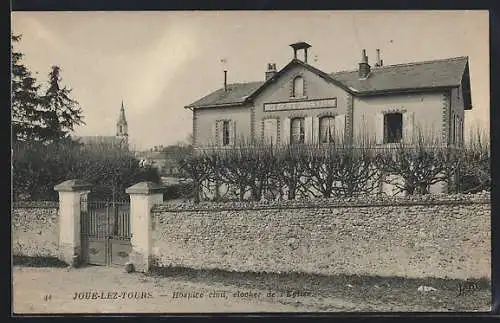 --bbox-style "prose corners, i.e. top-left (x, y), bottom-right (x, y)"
top-left (11, 10), bottom-right (489, 150)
